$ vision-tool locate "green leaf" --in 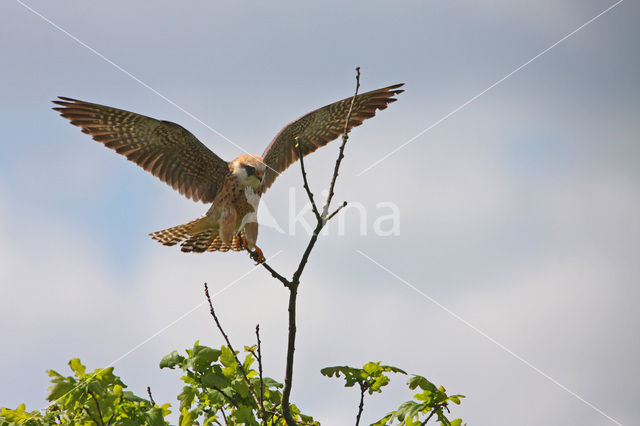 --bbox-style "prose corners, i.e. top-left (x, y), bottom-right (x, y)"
top-left (448, 395), bottom-right (461, 404)
top-left (178, 386), bottom-right (195, 411)
top-left (407, 375), bottom-right (438, 392)
top-left (395, 400), bottom-right (421, 420)
top-left (261, 377), bottom-right (283, 389)
top-left (242, 353), bottom-right (255, 372)
top-left (68, 359), bottom-right (86, 377)
top-left (95, 367), bottom-right (116, 383)
top-left (115, 420), bottom-right (140, 426)
top-left (220, 346), bottom-right (236, 368)
top-left (191, 346), bottom-right (221, 372)
top-left (233, 379), bottom-right (250, 398)
top-left (47, 381), bottom-right (75, 402)
top-left (320, 366), bottom-right (357, 378)
top-left (363, 361), bottom-right (382, 375)
top-left (207, 389), bottom-right (229, 406)
top-left (145, 407), bottom-right (167, 426)
top-left (87, 380), bottom-right (104, 396)
top-left (381, 365), bottom-right (407, 375)
top-left (233, 404), bottom-right (254, 423)
top-left (179, 407), bottom-right (194, 426)
top-left (202, 371), bottom-right (230, 389)
top-left (122, 391), bottom-right (147, 403)
top-left (159, 351), bottom-right (185, 369)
